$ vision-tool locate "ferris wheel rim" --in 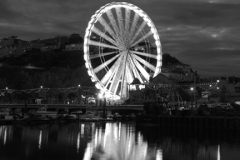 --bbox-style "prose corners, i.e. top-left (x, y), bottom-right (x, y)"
top-left (84, 2), bottom-right (162, 98)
